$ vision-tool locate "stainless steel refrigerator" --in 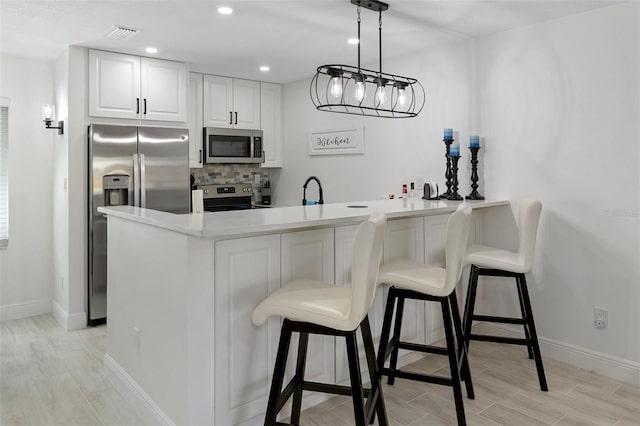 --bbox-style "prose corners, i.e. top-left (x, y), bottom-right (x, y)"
top-left (88, 124), bottom-right (190, 325)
